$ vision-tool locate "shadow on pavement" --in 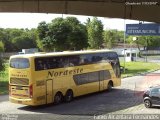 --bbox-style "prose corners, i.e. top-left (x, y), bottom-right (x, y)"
top-left (18, 88), bottom-right (143, 116)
